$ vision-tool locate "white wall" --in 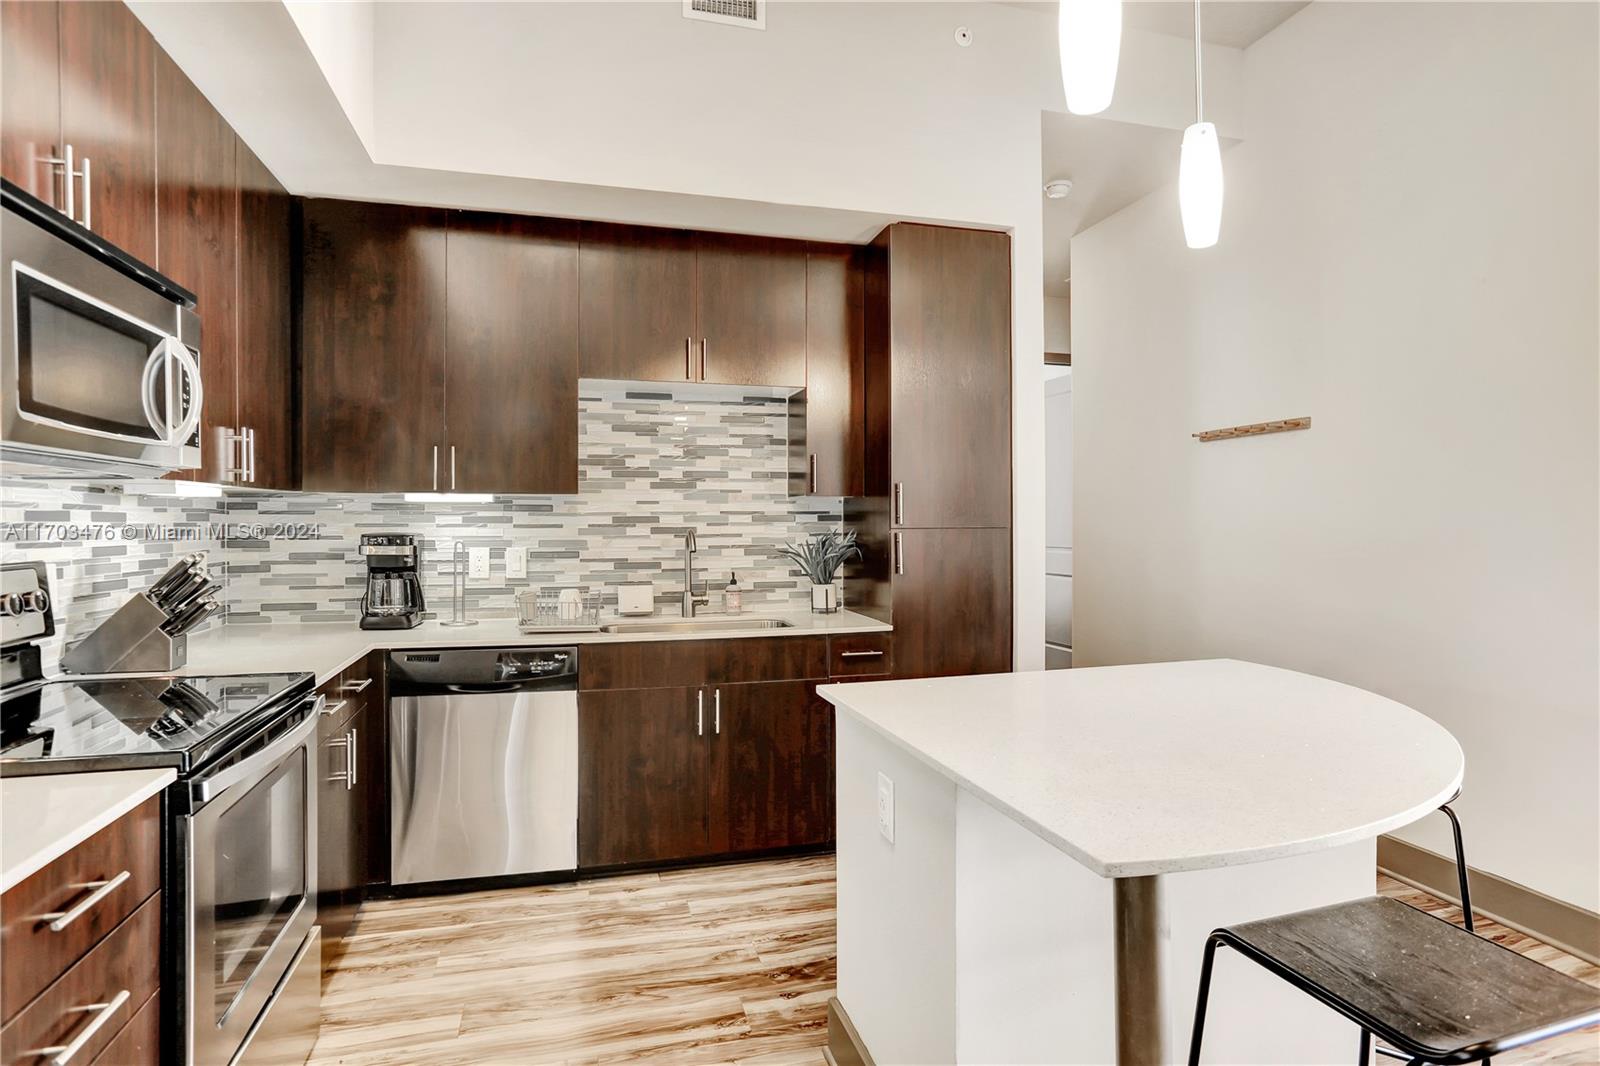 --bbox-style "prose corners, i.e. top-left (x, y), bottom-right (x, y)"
top-left (1073, 2), bottom-right (1599, 910)
top-left (1044, 293), bottom-right (1072, 353)
top-left (281, 0), bottom-right (375, 151)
